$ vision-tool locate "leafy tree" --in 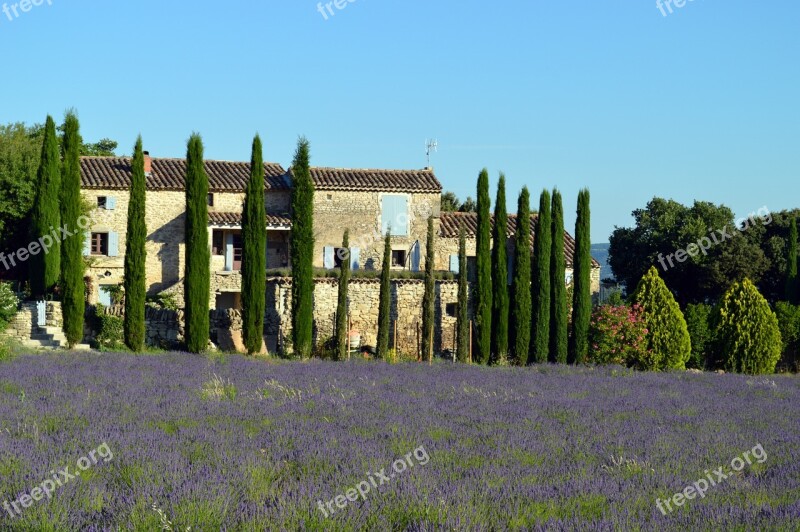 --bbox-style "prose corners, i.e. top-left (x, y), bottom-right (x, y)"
top-left (530, 189), bottom-right (552, 364)
top-left (569, 189), bottom-right (591, 364)
top-left (336, 230), bottom-right (351, 361)
top-left (710, 279), bottom-right (782, 374)
top-left (440, 191), bottom-right (461, 212)
top-left (509, 187), bottom-right (531, 364)
top-left (456, 223), bottom-right (469, 363)
top-left (29, 116), bottom-right (61, 298)
top-left (242, 135), bottom-right (267, 355)
top-left (290, 137), bottom-right (315, 358)
top-left (460, 196), bottom-right (477, 213)
top-left (786, 217), bottom-right (798, 304)
top-left (421, 217), bottom-right (436, 362)
top-left (747, 209), bottom-right (800, 303)
top-left (60, 111), bottom-right (86, 348)
top-left (81, 138), bottom-right (117, 157)
top-left (123, 136), bottom-right (147, 352)
top-left (184, 133), bottom-right (211, 354)
top-left (550, 189), bottom-right (568, 364)
top-left (774, 301), bottom-right (800, 372)
top-left (630, 266), bottom-right (692, 370)
top-left (684, 303), bottom-right (712, 370)
top-left (491, 174), bottom-right (509, 362)
top-left (377, 231), bottom-right (392, 358)
top-left (0, 123), bottom-right (41, 258)
top-left (475, 169), bottom-right (492, 364)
